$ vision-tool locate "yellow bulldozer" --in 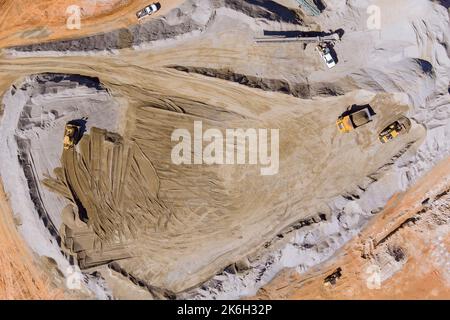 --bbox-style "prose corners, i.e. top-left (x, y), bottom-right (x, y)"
top-left (63, 123), bottom-right (80, 150)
